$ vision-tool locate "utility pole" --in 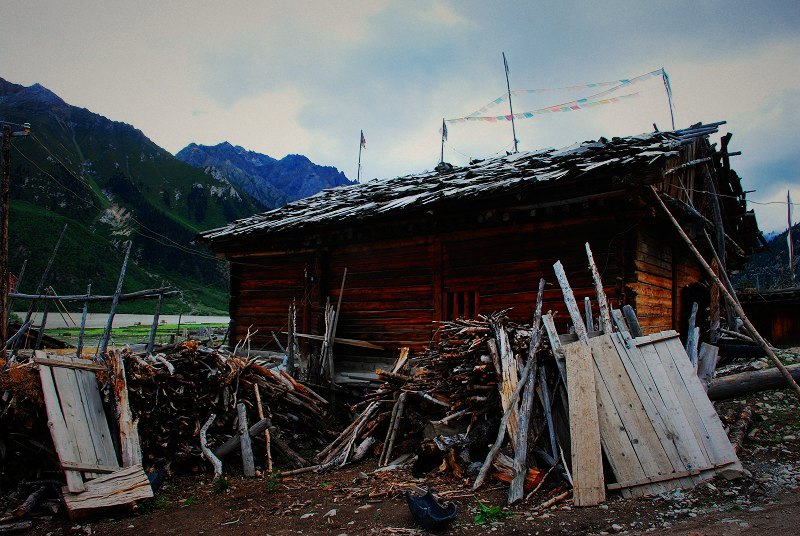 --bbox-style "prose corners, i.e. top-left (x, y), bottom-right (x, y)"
top-left (0, 122), bottom-right (30, 351)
